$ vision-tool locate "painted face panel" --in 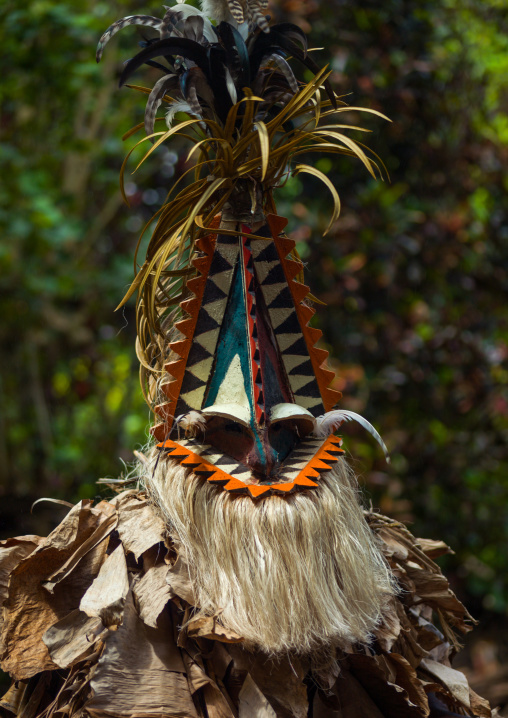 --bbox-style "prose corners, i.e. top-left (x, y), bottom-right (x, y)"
top-left (152, 215), bottom-right (344, 496)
